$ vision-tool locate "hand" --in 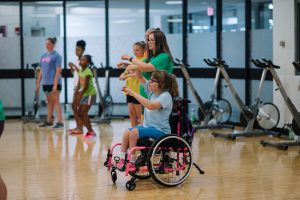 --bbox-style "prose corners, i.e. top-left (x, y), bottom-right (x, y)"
top-left (68, 62), bottom-right (74, 68)
top-left (122, 86), bottom-right (133, 96)
top-left (117, 62), bottom-right (129, 69)
top-left (127, 65), bottom-right (142, 79)
top-left (126, 64), bottom-right (136, 72)
top-left (119, 73), bottom-right (126, 81)
top-left (121, 54), bottom-right (131, 61)
top-left (52, 85), bottom-right (58, 93)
